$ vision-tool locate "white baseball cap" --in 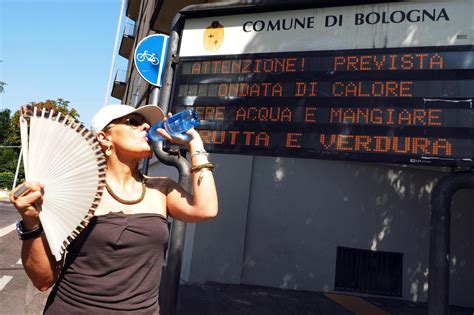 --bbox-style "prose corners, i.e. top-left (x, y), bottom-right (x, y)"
top-left (91, 104), bottom-right (164, 135)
